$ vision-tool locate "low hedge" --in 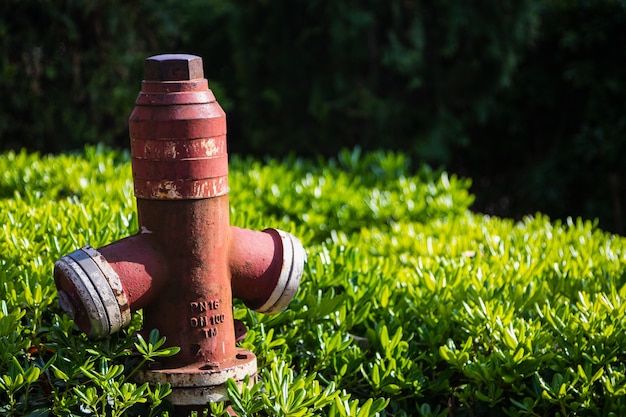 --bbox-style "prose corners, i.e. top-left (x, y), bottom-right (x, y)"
top-left (1, 147), bottom-right (625, 416)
